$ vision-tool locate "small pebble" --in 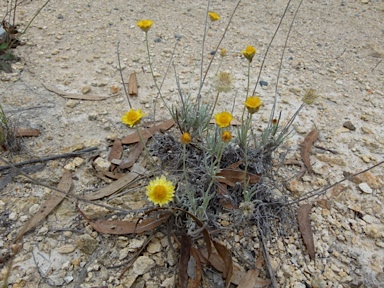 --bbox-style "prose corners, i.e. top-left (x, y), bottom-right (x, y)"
top-left (343, 121), bottom-right (356, 131)
top-left (81, 86), bottom-right (91, 94)
top-left (358, 182), bottom-right (372, 194)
